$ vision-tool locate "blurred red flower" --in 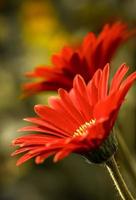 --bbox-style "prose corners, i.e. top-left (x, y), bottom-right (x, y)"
top-left (22, 22), bottom-right (136, 97)
top-left (12, 64), bottom-right (136, 165)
